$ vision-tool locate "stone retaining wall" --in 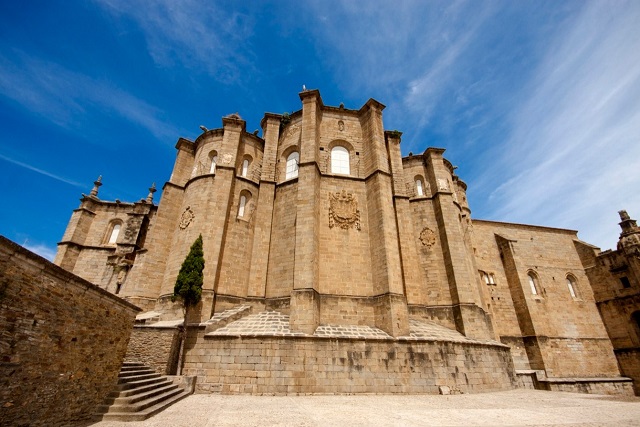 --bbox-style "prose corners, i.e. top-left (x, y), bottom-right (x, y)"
top-left (125, 326), bottom-right (181, 375)
top-left (183, 329), bottom-right (517, 394)
top-left (0, 236), bottom-right (140, 426)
